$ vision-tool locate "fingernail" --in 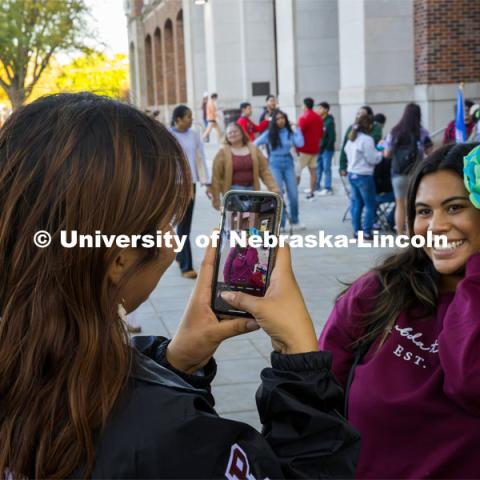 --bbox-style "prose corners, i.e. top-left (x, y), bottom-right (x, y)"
top-left (221, 292), bottom-right (235, 303)
top-left (246, 320), bottom-right (260, 331)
